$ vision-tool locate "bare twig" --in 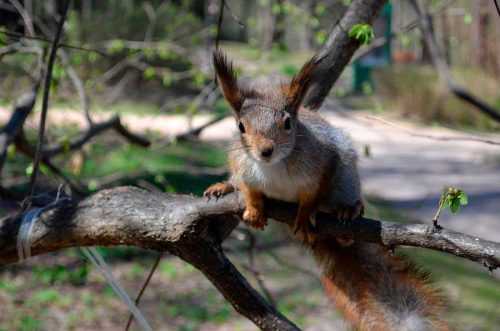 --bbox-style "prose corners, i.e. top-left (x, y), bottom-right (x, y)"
top-left (0, 86), bottom-right (39, 175)
top-left (494, 0), bottom-right (500, 17)
top-left (14, 132), bottom-right (87, 195)
top-left (410, 0), bottom-right (500, 123)
top-left (8, 0), bottom-right (35, 37)
top-left (40, 115), bottom-right (150, 158)
top-left (125, 253), bottom-right (163, 331)
top-left (215, 0), bottom-right (225, 50)
top-left (244, 230), bottom-right (277, 307)
top-left (28, 0), bottom-right (70, 198)
top-left (0, 28), bottom-right (108, 57)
